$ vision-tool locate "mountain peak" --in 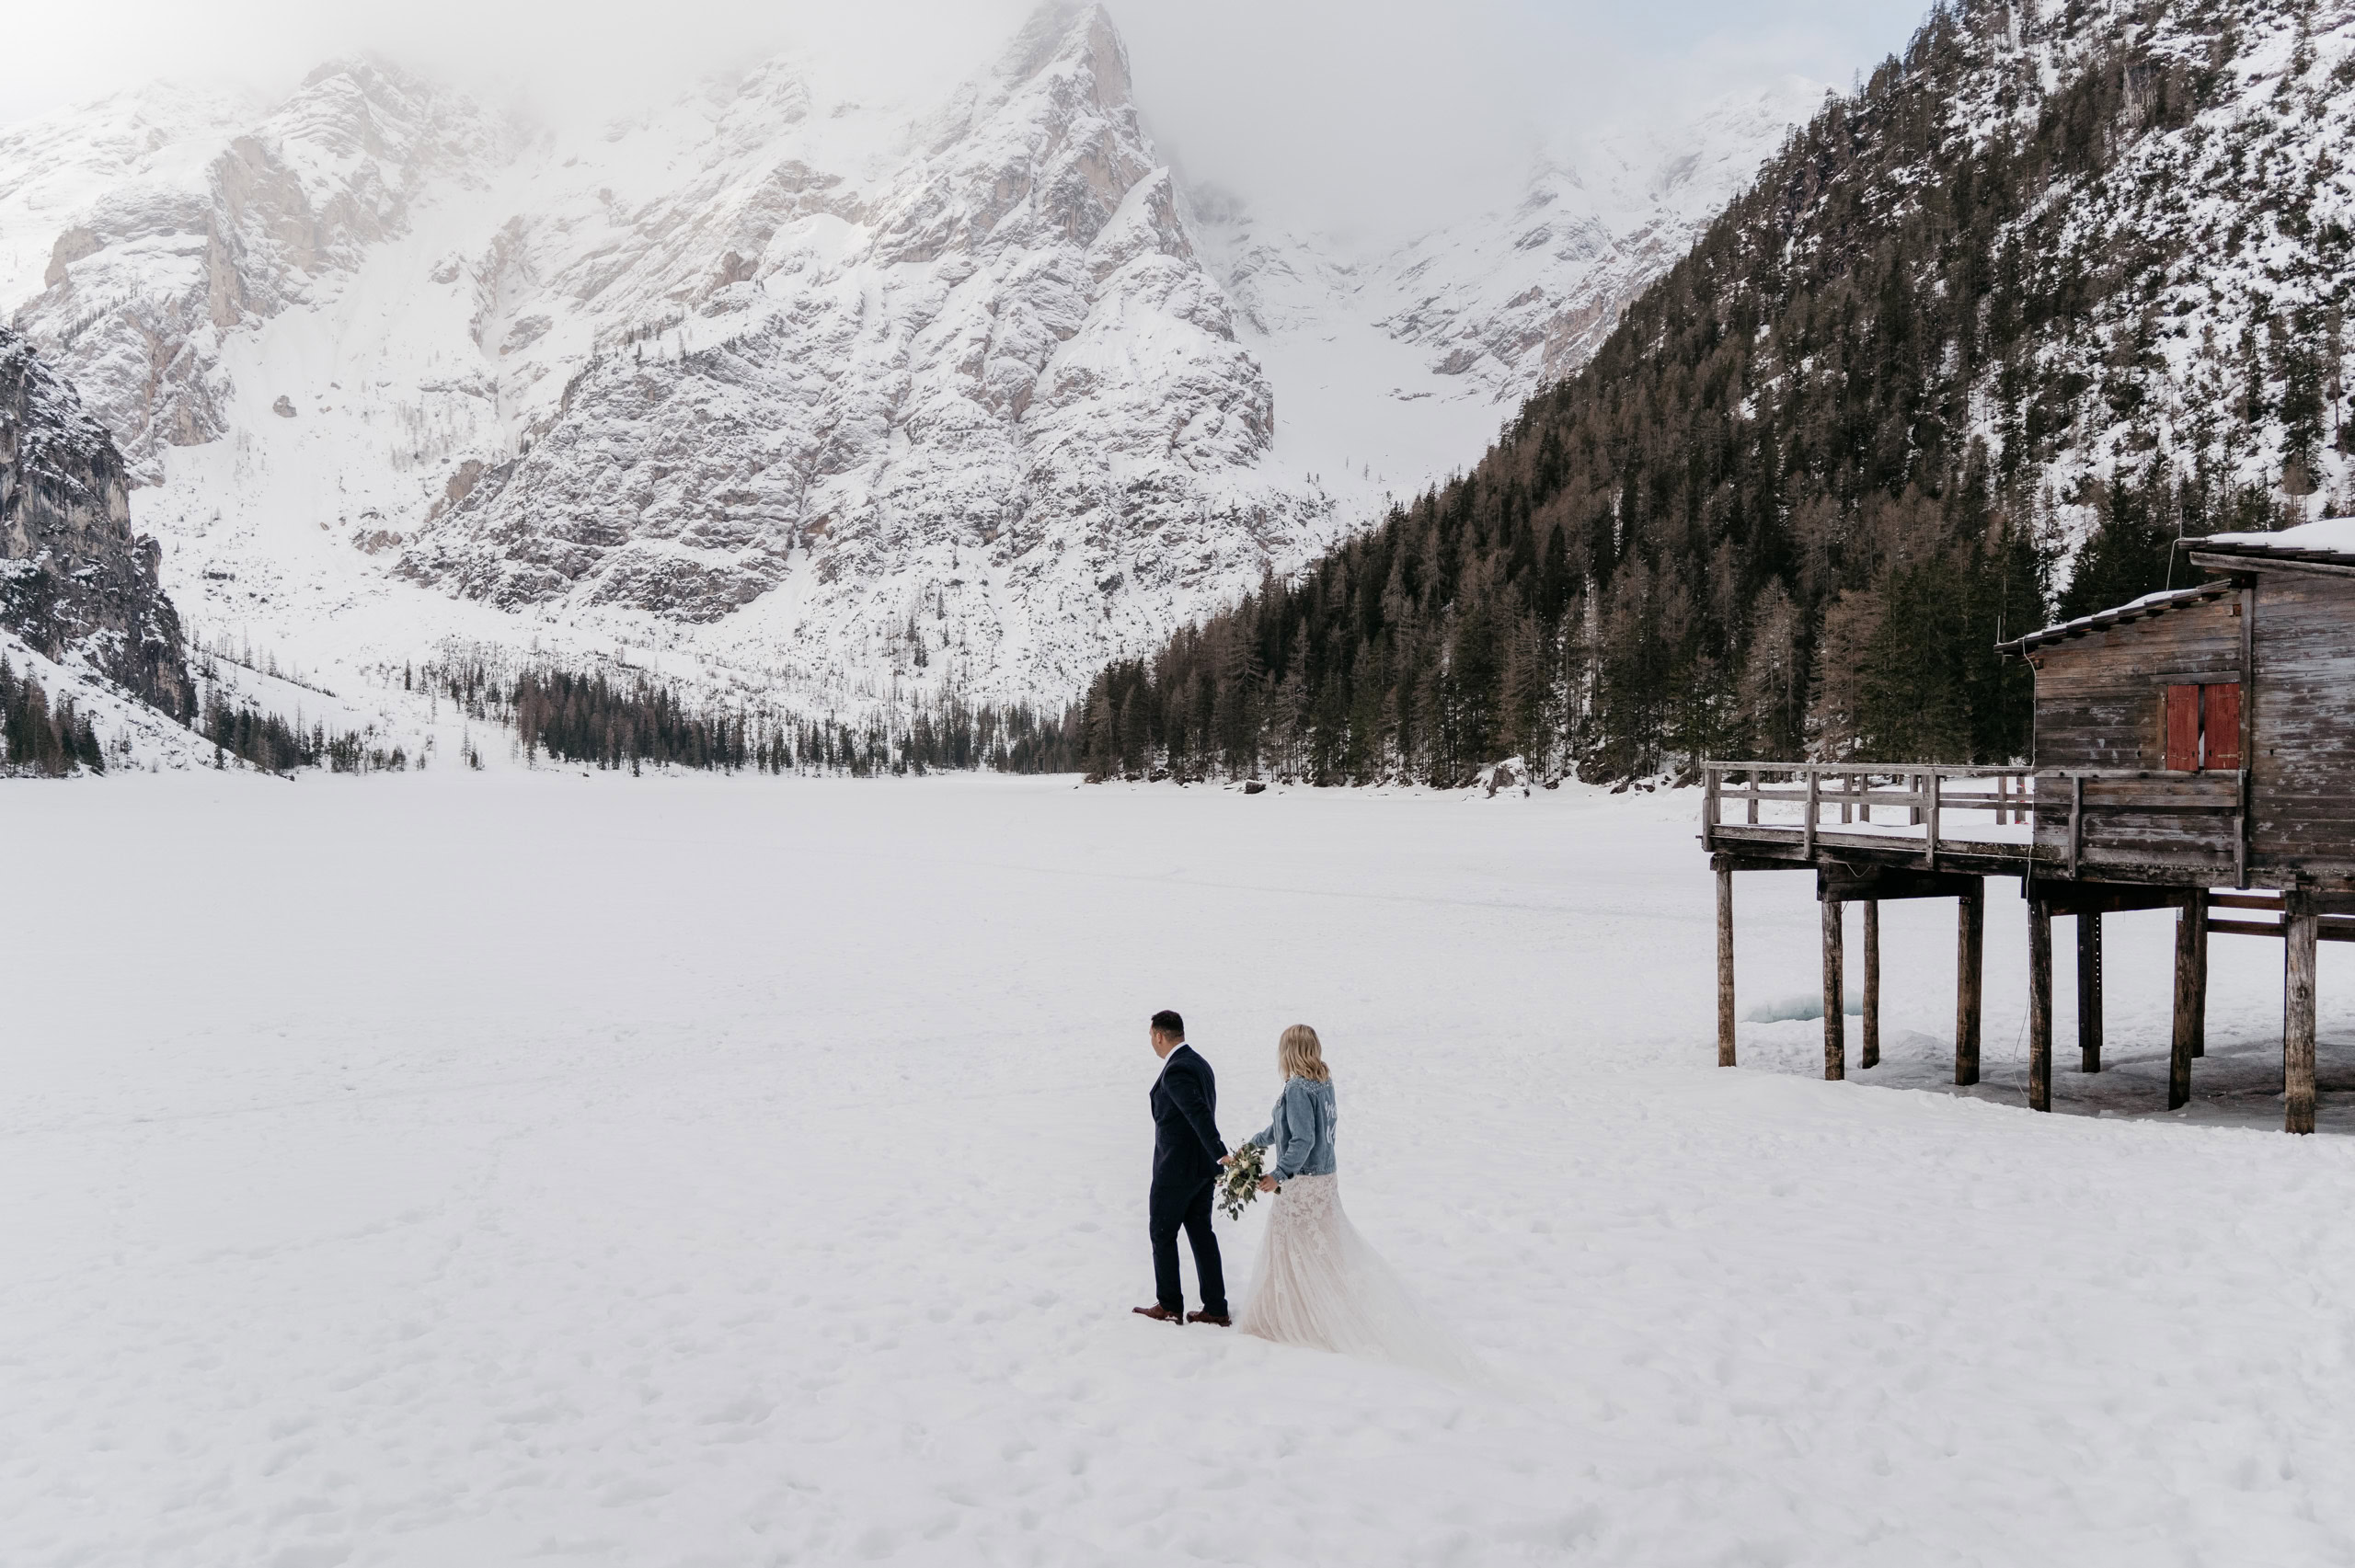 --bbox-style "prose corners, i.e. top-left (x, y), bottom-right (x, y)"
top-left (1000, 3), bottom-right (1126, 96)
